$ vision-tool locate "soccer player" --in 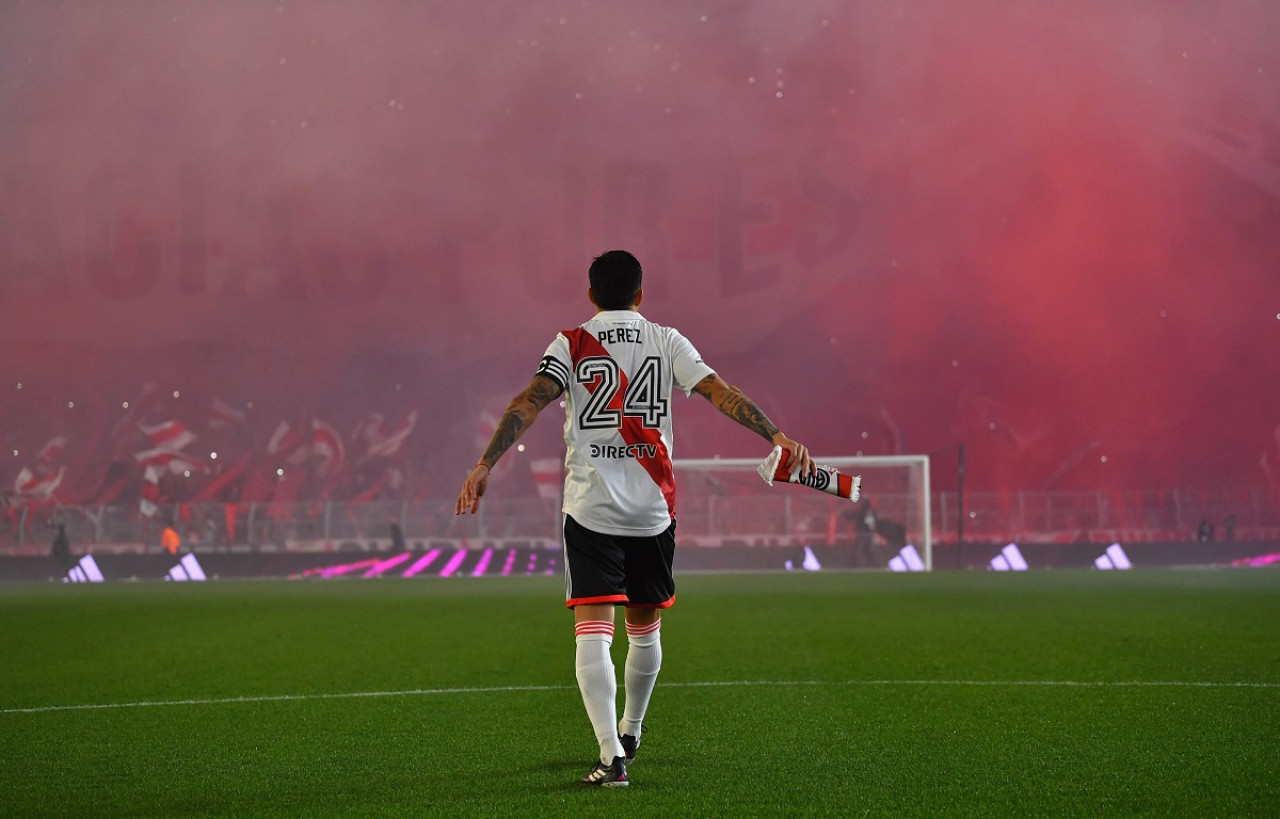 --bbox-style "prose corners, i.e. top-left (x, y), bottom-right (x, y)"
top-left (455, 250), bottom-right (813, 787)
